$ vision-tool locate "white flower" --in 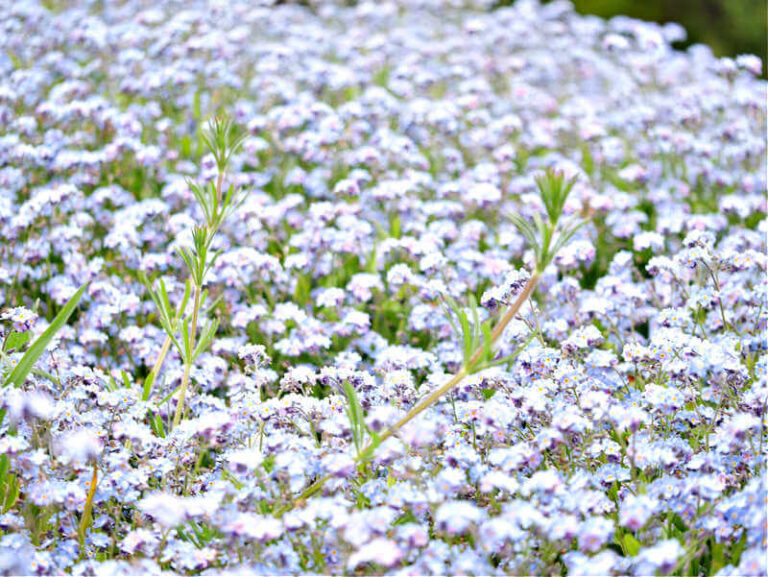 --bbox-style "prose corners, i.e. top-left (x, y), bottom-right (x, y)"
top-left (348, 539), bottom-right (402, 569)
